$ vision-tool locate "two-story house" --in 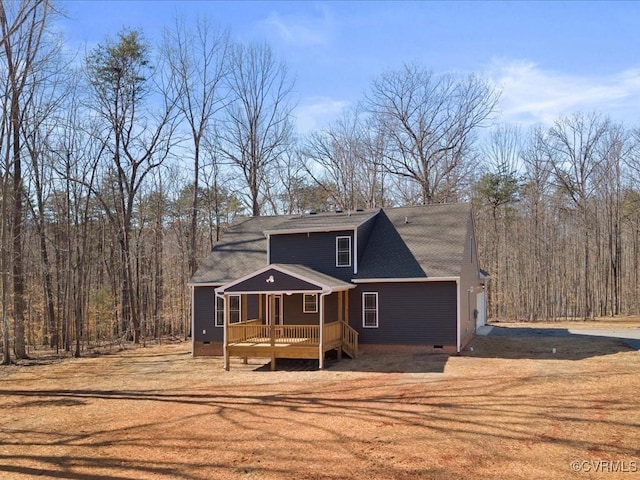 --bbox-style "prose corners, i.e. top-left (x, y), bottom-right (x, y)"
top-left (188, 203), bottom-right (487, 370)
